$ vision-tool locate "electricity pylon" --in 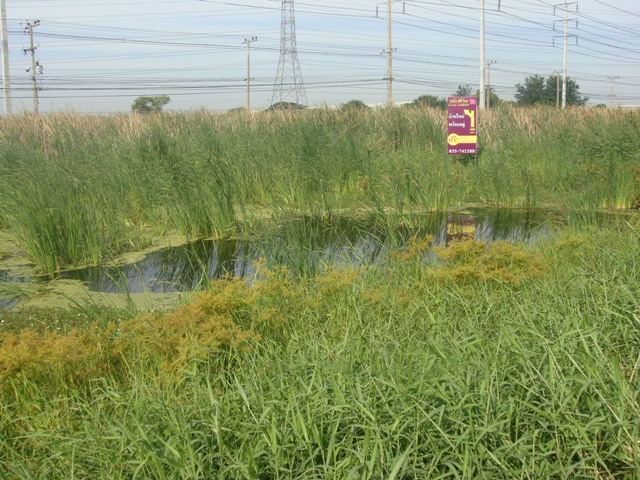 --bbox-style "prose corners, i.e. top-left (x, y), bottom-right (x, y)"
top-left (271, 0), bottom-right (307, 107)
